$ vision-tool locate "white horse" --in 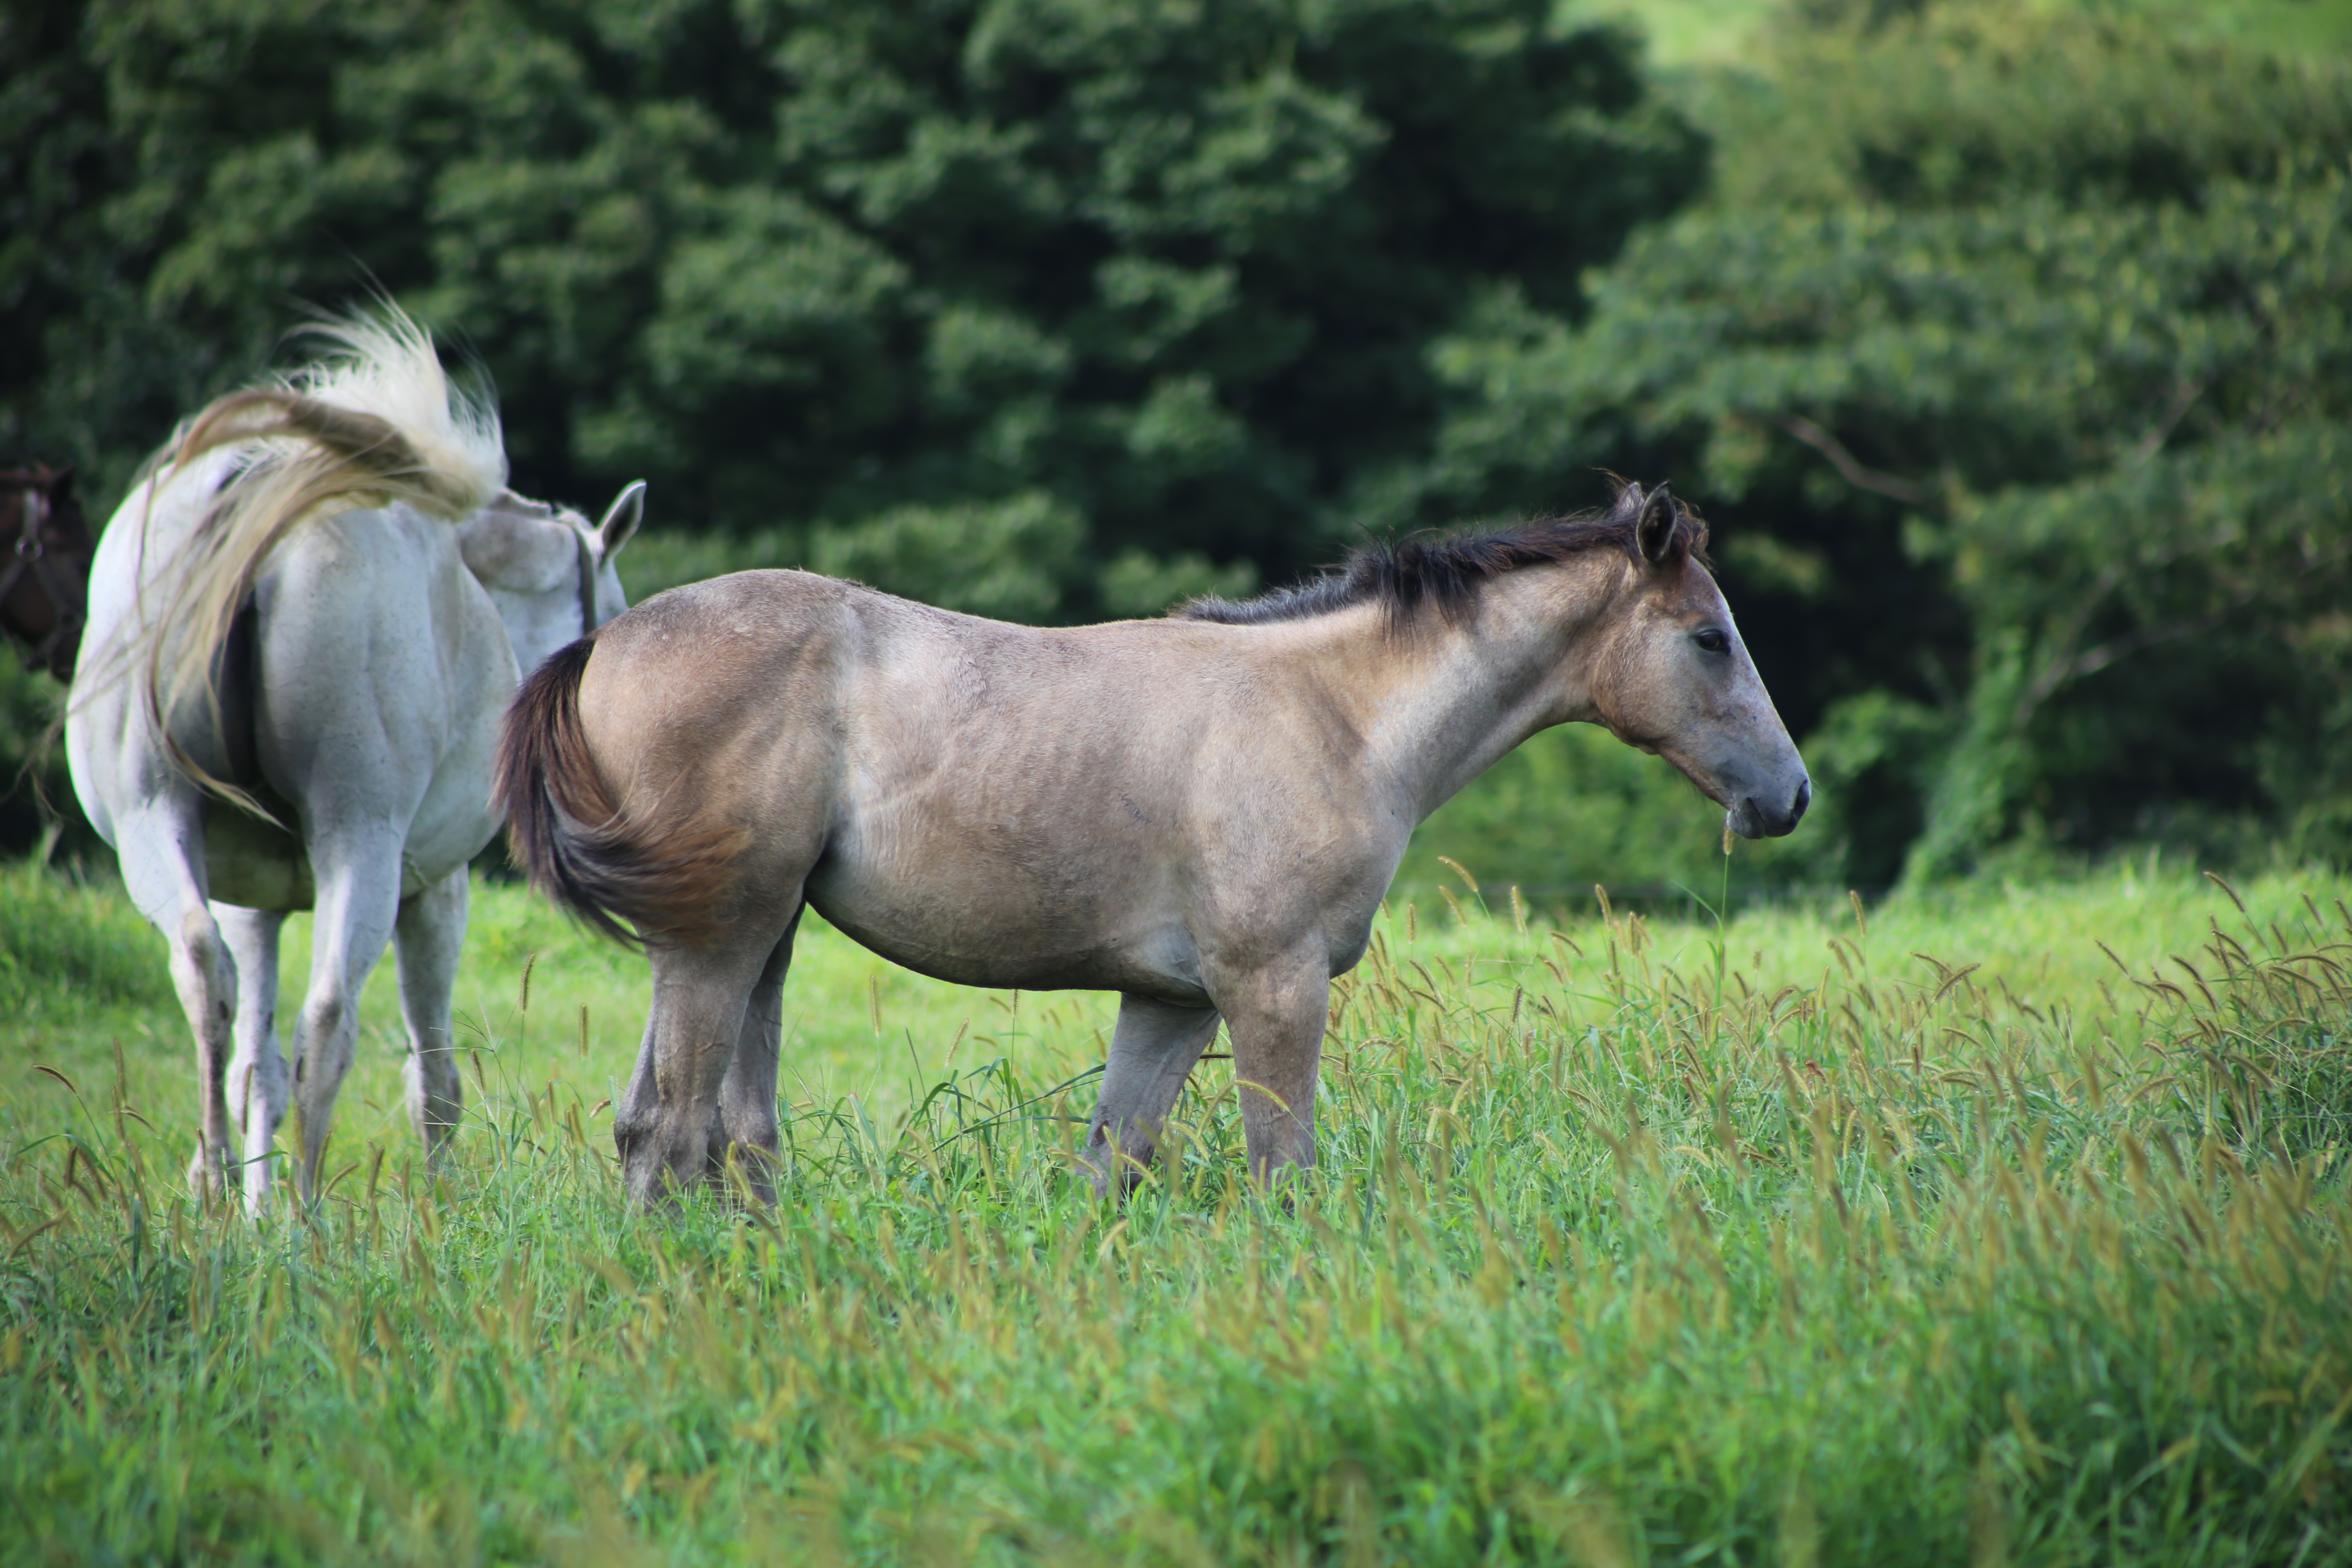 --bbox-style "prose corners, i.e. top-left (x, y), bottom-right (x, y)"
top-left (67, 312), bottom-right (641, 1212)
